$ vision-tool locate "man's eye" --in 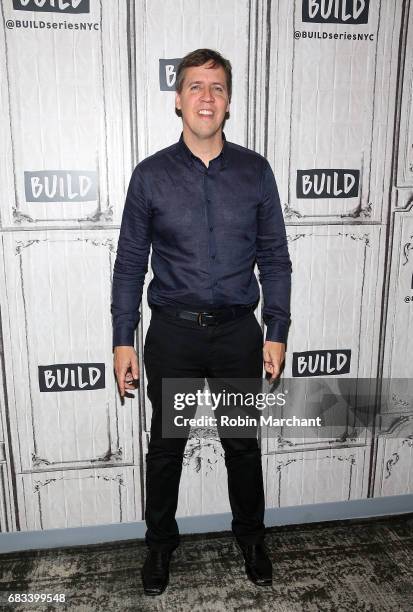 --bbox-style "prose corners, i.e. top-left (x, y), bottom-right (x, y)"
top-left (190, 85), bottom-right (200, 90)
top-left (214, 86), bottom-right (223, 92)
